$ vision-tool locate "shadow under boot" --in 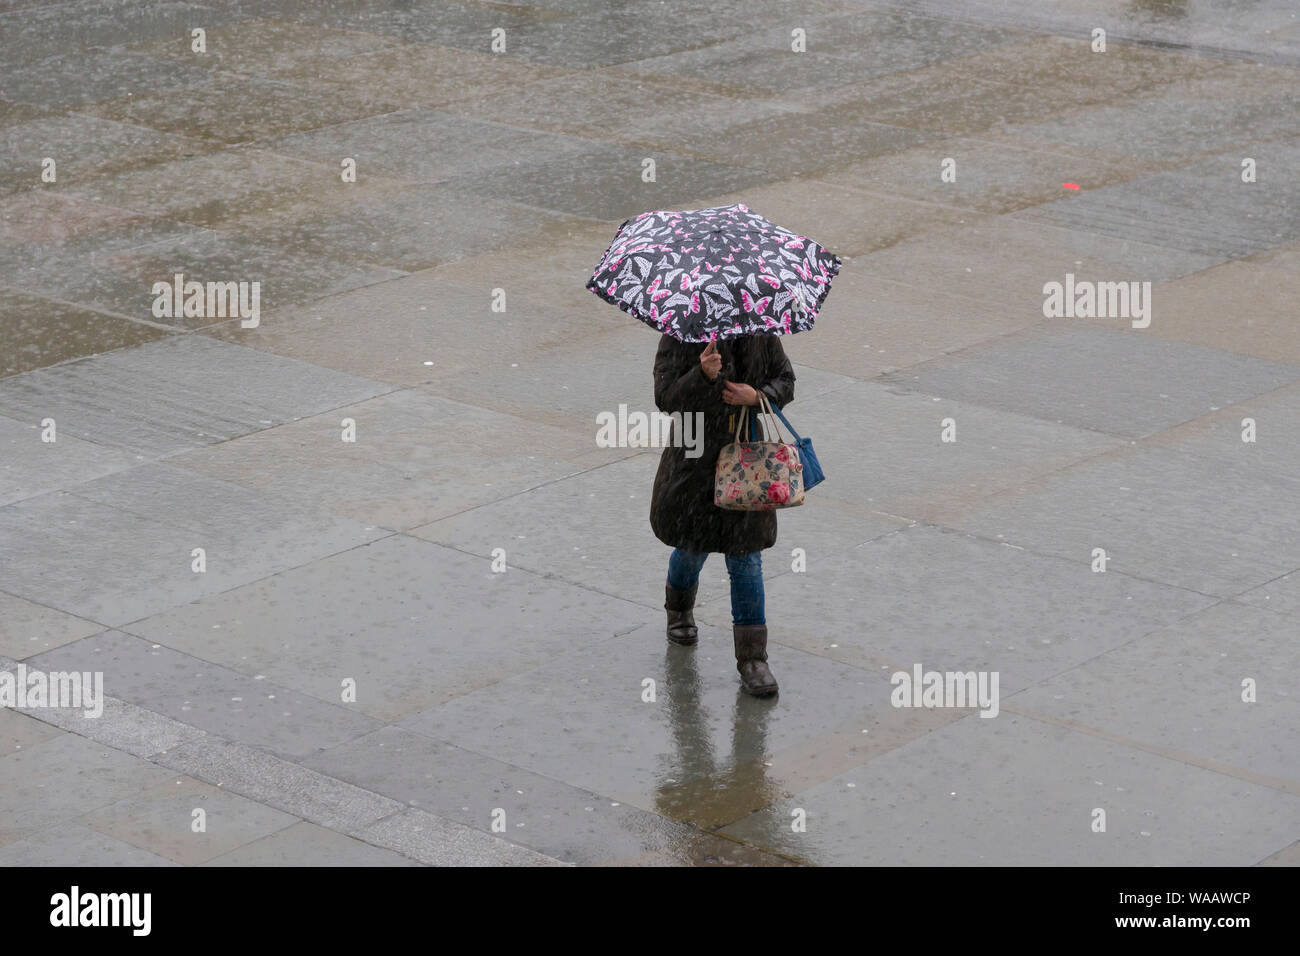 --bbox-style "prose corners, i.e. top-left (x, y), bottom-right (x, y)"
top-left (733, 624), bottom-right (778, 697)
top-left (665, 583), bottom-right (698, 646)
